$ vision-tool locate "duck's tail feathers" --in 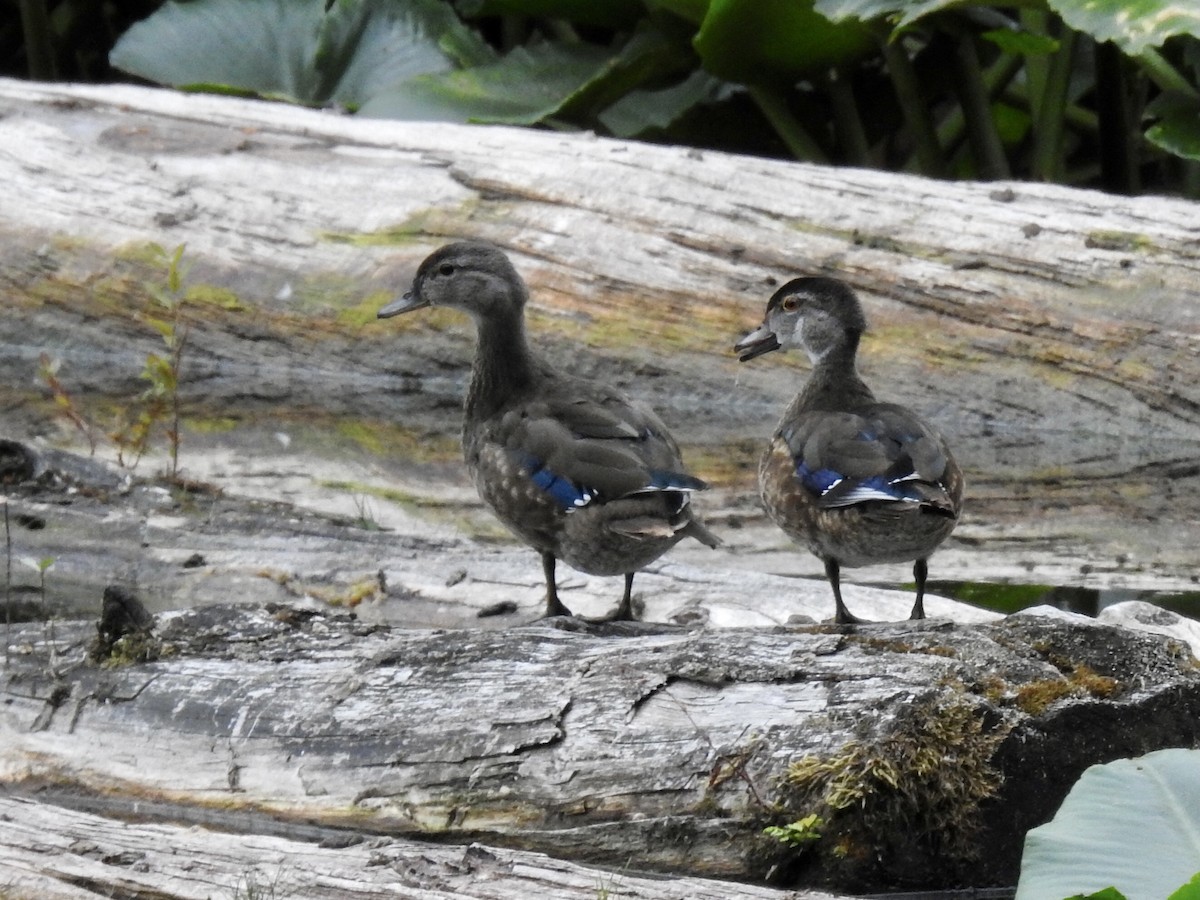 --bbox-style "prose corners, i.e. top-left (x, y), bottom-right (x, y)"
top-left (639, 470), bottom-right (709, 493)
